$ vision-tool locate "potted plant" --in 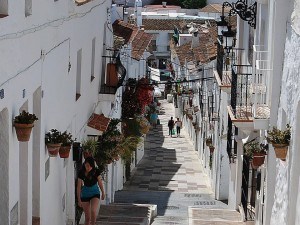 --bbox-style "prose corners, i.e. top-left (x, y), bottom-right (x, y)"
top-left (13, 110), bottom-right (38, 142)
top-left (244, 139), bottom-right (268, 169)
top-left (206, 137), bottom-right (212, 146)
top-left (82, 139), bottom-right (98, 159)
top-left (267, 124), bottom-right (291, 160)
top-left (58, 131), bottom-right (74, 158)
top-left (45, 129), bottom-right (62, 157)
